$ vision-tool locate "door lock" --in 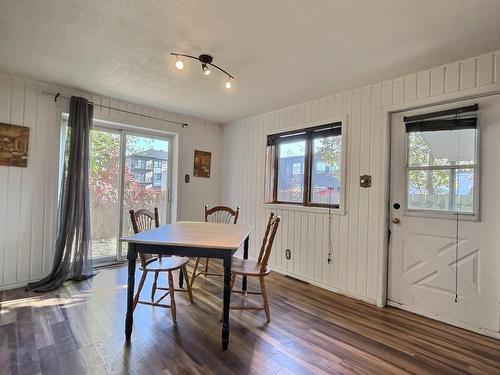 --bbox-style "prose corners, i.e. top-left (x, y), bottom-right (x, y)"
top-left (392, 218), bottom-right (400, 224)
